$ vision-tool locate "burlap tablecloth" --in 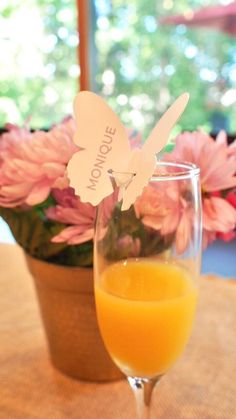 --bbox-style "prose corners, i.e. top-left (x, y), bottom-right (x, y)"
top-left (0, 244), bottom-right (235, 419)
